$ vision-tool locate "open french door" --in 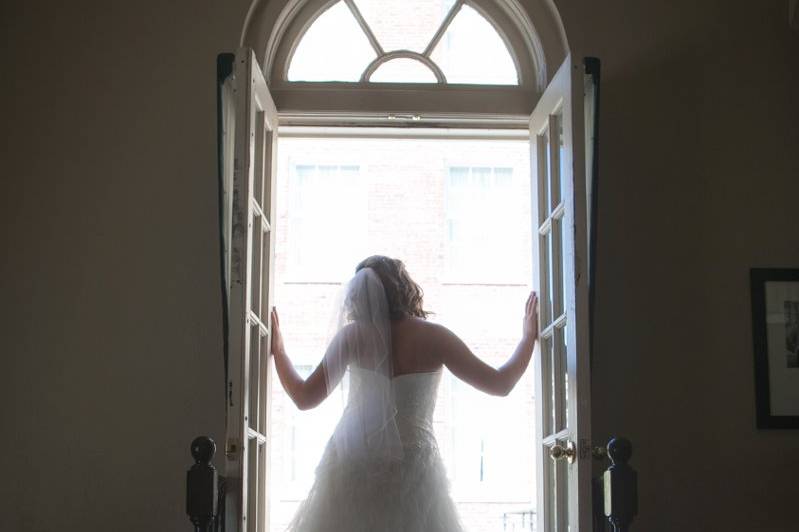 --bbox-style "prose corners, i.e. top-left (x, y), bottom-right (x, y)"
top-left (221, 48), bottom-right (278, 532)
top-left (530, 55), bottom-right (592, 532)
